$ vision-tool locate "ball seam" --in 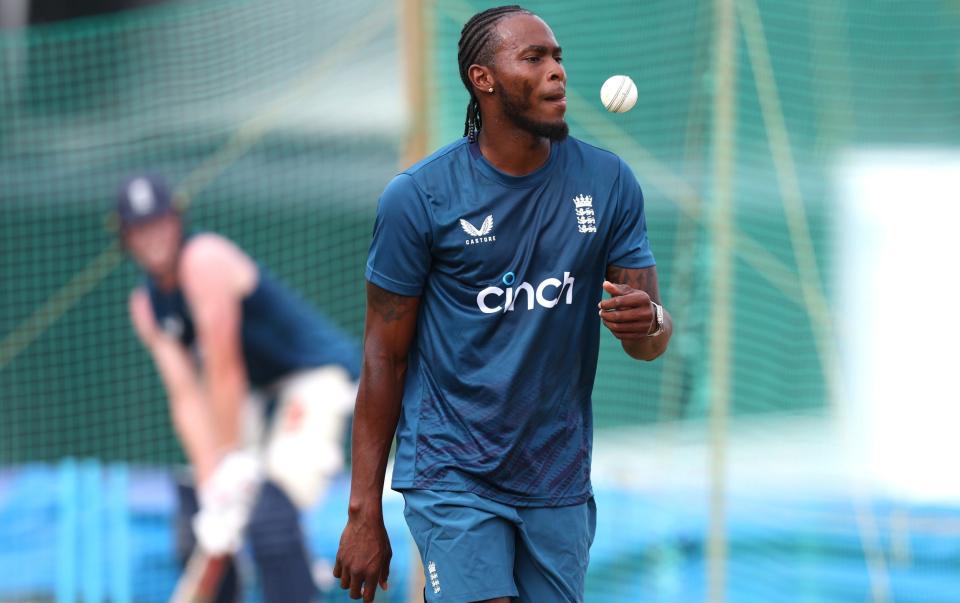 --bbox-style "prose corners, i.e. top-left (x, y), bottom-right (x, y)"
top-left (609, 76), bottom-right (628, 112)
top-left (612, 88), bottom-right (628, 112)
